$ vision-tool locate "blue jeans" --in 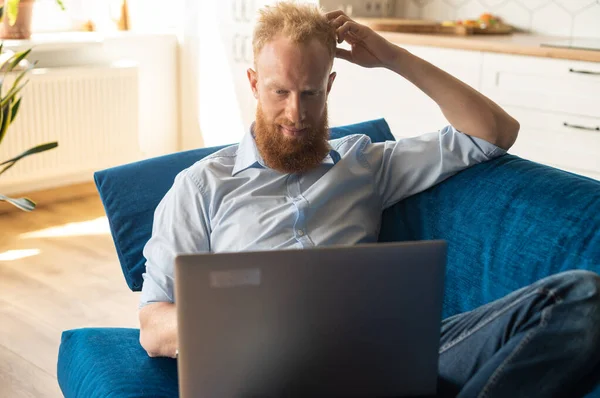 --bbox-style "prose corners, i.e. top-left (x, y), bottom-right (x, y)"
top-left (437, 270), bottom-right (600, 398)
